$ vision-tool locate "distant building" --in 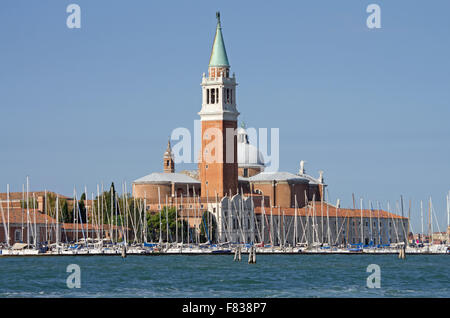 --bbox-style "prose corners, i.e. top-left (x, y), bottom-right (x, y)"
top-left (0, 193), bottom-right (127, 246)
